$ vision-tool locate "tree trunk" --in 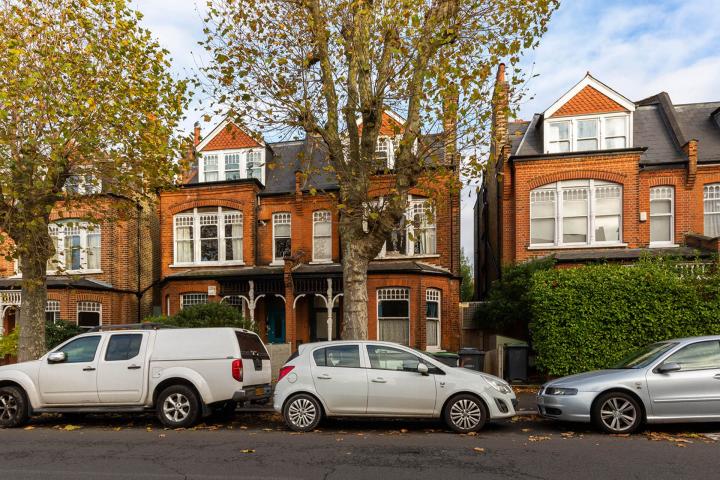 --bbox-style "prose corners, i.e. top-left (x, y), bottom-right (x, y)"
top-left (341, 238), bottom-right (370, 340)
top-left (17, 251), bottom-right (49, 362)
